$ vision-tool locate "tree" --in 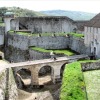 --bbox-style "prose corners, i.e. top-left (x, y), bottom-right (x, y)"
top-left (0, 7), bottom-right (7, 22)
